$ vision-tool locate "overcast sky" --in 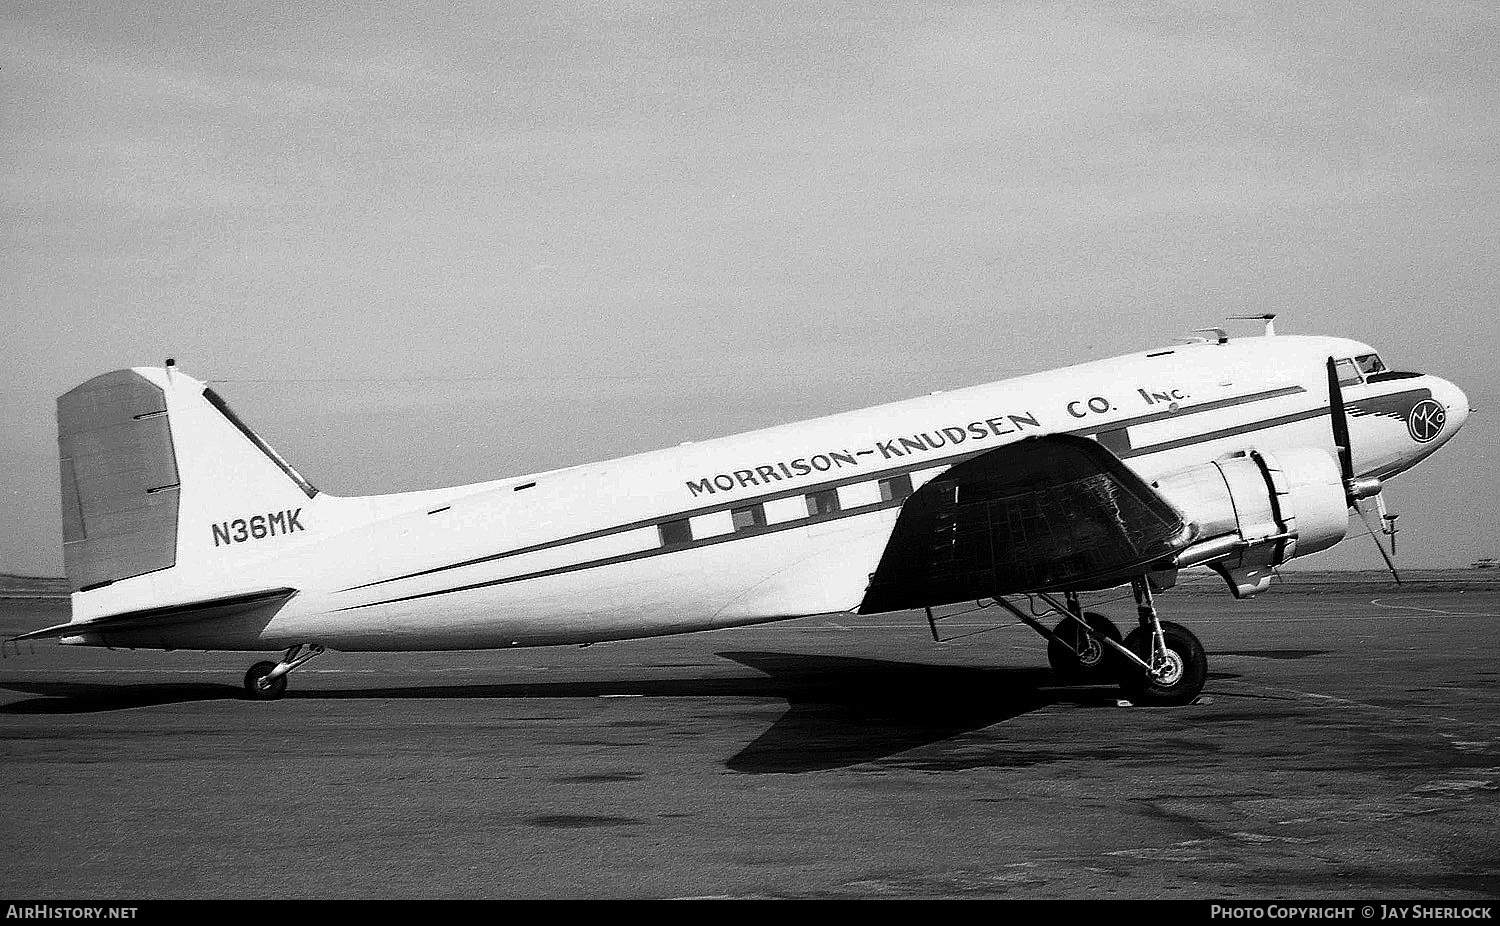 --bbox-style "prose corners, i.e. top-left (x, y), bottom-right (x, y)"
top-left (2, 1), bottom-right (1496, 574)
